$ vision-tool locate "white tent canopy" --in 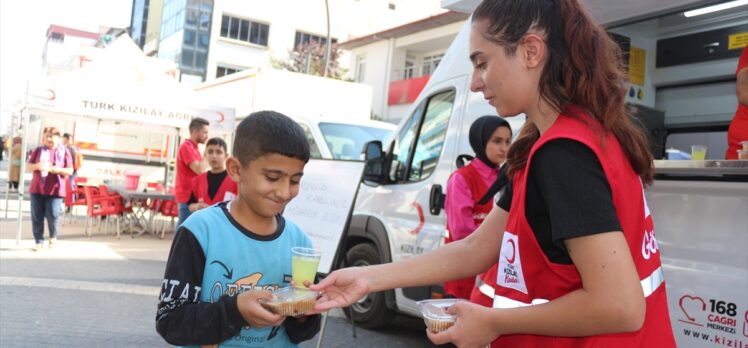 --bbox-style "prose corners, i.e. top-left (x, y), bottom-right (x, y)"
top-left (26, 35), bottom-right (235, 132)
top-left (9, 35), bottom-right (235, 244)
